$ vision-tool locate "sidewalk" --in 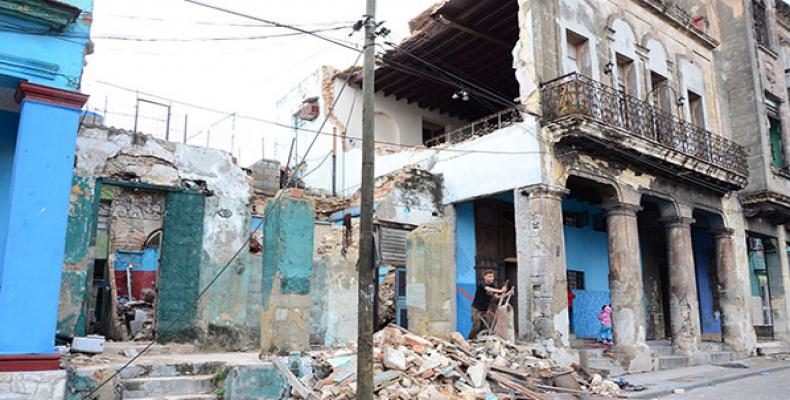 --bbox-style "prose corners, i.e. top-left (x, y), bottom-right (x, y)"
top-left (621, 356), bottom-right (790, 398)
